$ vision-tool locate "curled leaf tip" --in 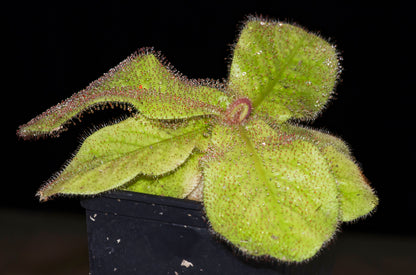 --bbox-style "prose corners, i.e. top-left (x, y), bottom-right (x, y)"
top-left (224, 97), bottom-right (252, 125)
top-left (36, 190), bottom-right (48, 202)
